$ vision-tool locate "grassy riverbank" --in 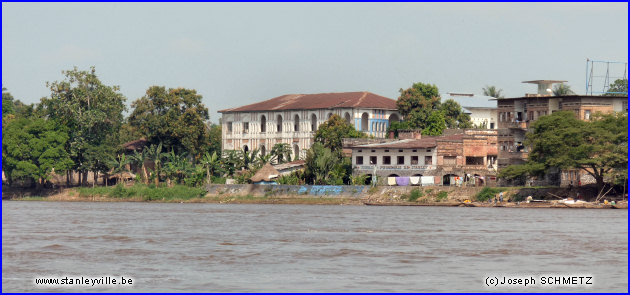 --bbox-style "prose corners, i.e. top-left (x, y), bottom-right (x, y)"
top-left (5, 184), bottom-right (626, 208)
top-left (6, 184), bottom-right (359, 205)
